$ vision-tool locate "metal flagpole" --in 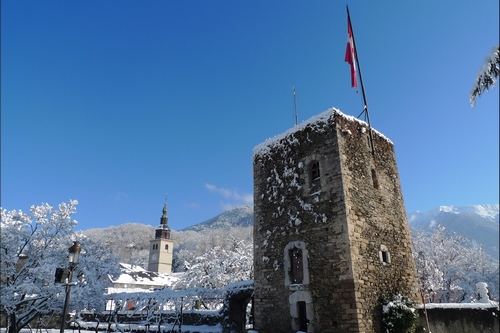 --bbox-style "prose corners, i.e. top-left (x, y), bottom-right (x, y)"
top-left (346, 5), bottom-right (375, 155)
top-left (293, 86), bottom-right (298, 126)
